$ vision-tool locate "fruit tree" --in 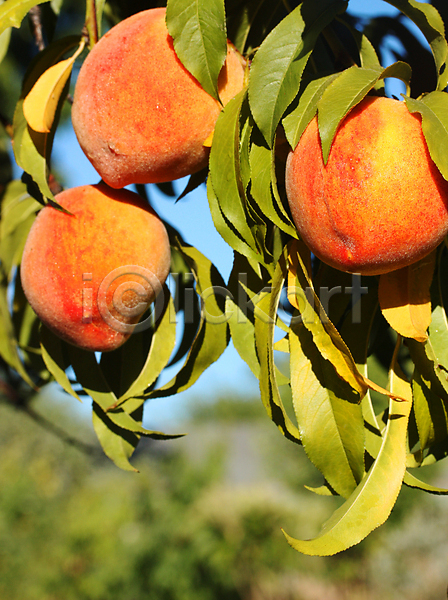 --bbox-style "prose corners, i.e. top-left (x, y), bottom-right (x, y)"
top-left (1, 0), bottom-right (448, 562)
